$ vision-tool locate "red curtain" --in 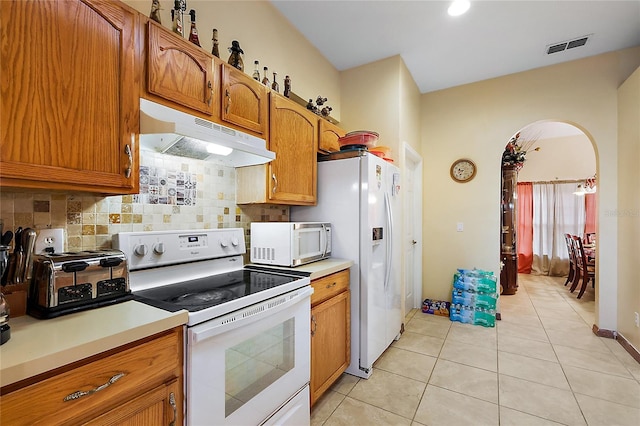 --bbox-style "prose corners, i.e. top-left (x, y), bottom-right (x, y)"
top-left (585, 193), bottom-right (597, 234)
top-left (517, 183), bottom-right (533, 273)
